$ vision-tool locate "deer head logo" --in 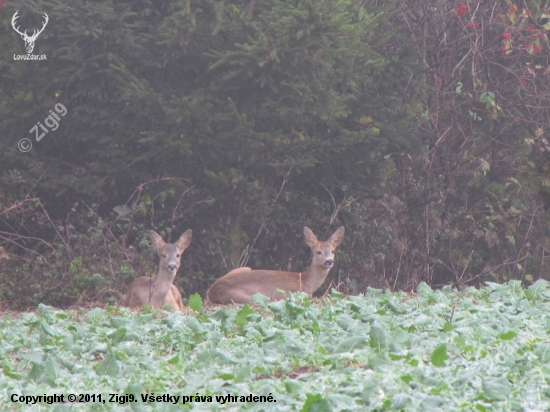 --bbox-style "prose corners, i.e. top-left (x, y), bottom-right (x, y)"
top-left (11, 11), bottom-right (49, 54)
